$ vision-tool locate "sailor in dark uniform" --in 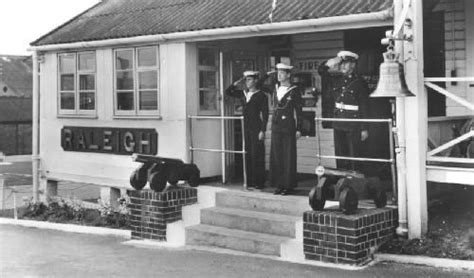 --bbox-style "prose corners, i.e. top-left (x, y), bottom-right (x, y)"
top-left (225, 71), bottom-right (269, 189)
top-left (319, 51), bottom-right (369, 171)
top-left (269, 63), bottom-right (303, 195)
